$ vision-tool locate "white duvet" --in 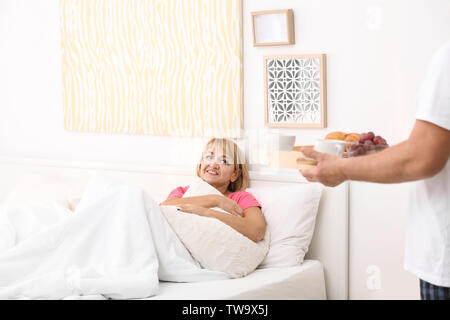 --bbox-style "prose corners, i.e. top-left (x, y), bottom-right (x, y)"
top-left (0, 174), bottom-right (228, 299)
